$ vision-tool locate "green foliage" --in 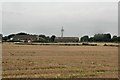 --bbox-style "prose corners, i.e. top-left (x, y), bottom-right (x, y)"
top-left (89, 37), bottom-right (94, 42)
top-left (111, 35), bottom-right (118, 42)
top-left (16, 32), bottom-right (28, 35)
top-left (38, 34), bottom-right (56, 42)
top-left (80, 33), bottom-right (120, 42)
top-left (2, 32), bottom-right (120, 43)
top-left (2, 36), bottom-right (8, 41)
top-left (50, 35), bottom-right (56, 42)
top-left (93, 33), bottom-right (111, 42)
top-left (80, 35), bottom-right (89, 42)
top-left (8, 34), bottom-right (16, 39)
